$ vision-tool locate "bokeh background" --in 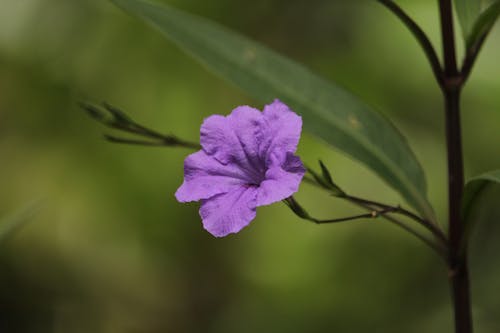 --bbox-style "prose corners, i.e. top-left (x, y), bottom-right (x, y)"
top-left (1, 0), bottom-right (499, 332)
